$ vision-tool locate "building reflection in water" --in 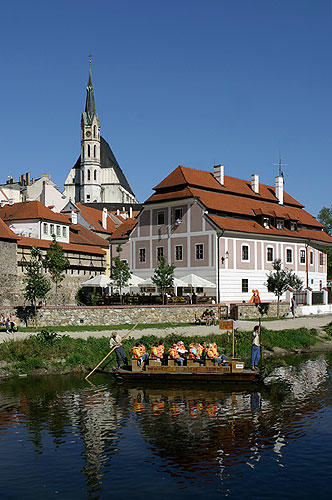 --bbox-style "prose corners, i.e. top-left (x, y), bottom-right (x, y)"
top-left (0, 356), bottom-right (329, 495)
